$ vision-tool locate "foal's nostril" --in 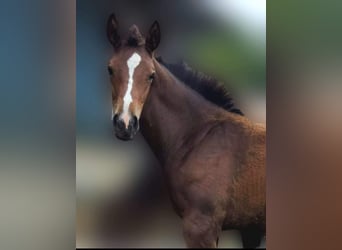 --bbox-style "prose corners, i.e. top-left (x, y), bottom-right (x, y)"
top-left (113, 114), bottom-right (126, 129)
top-left (117, 120), bottom-right (126, 130)
top-left (131, 116), bottom-right (139, 130)
top-left (128, 116), bottom-right (139, 131)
